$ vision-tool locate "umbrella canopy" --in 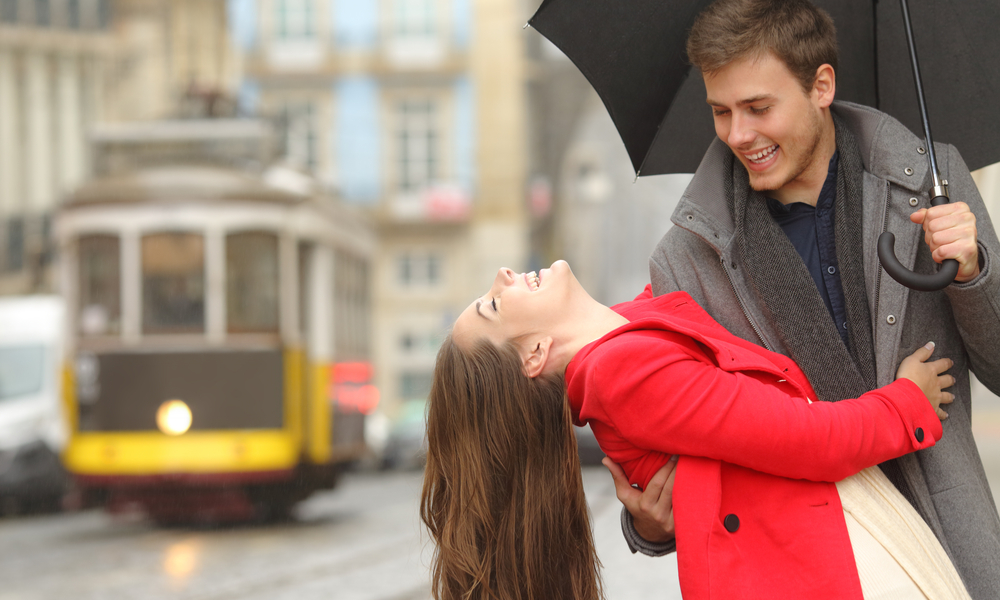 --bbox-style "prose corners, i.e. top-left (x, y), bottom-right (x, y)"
top-left (529, 0), bottom-right (1000, 175)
